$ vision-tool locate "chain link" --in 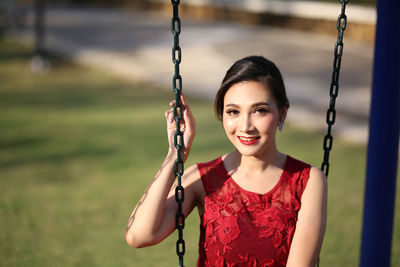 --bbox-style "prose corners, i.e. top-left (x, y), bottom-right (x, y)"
top-left (321, 0), bottom-right (348, 178)
top-left (171, 0), bottom-right (185, 266)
